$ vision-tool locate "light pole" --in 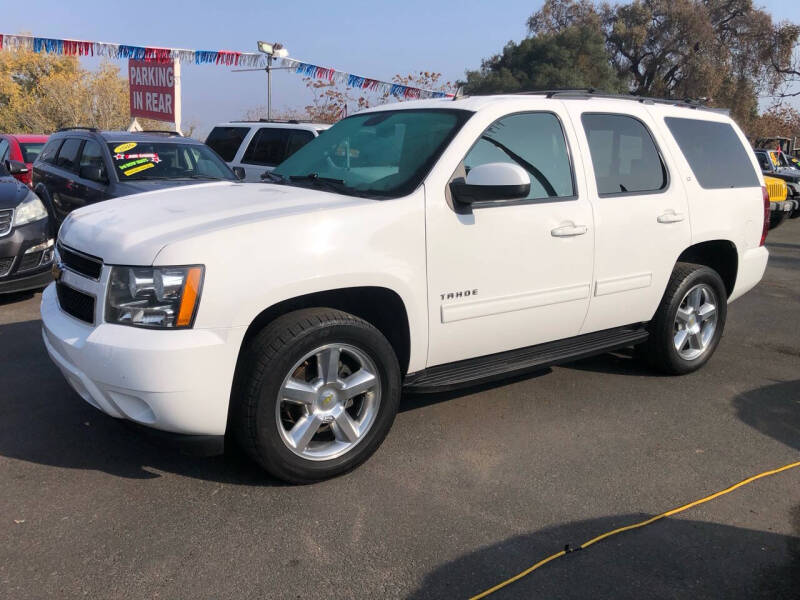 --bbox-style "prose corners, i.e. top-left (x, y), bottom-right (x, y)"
top-left (256, 41), bottom-right (289, 121)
